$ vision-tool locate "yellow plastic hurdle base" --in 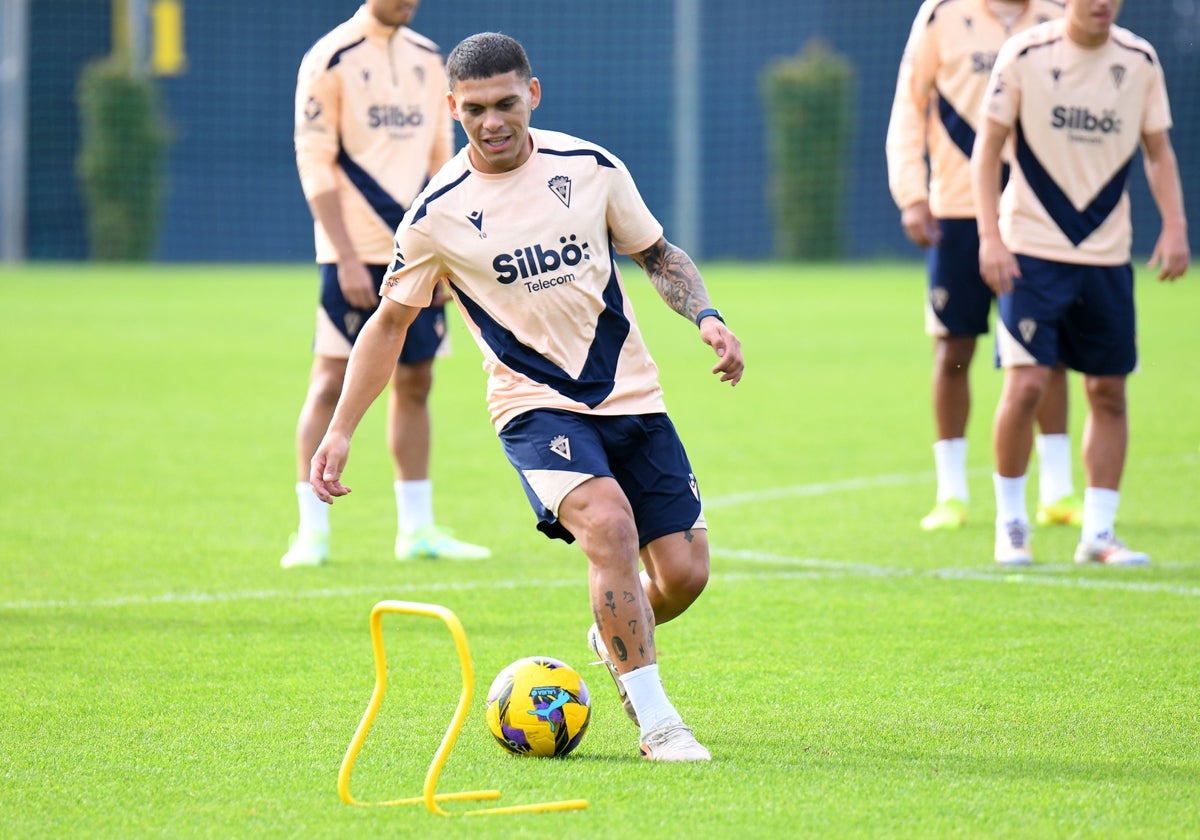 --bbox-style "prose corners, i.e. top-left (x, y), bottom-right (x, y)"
top-left (337, 600), bottom-right (588, 816)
